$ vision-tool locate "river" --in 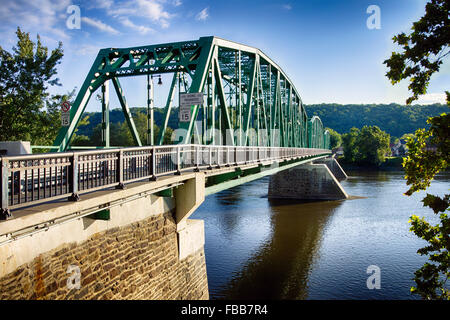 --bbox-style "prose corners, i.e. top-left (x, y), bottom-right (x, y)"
top-left (190, 170), bottom-right (449, 300)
